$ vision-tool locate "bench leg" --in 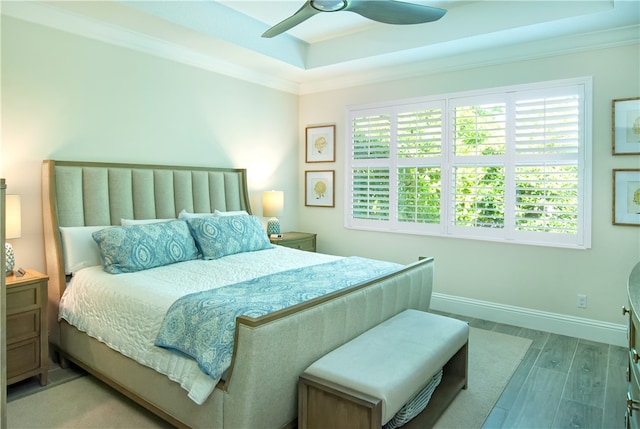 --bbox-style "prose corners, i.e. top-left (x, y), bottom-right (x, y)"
top-left (299, 373), bottom-right (382, 429)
